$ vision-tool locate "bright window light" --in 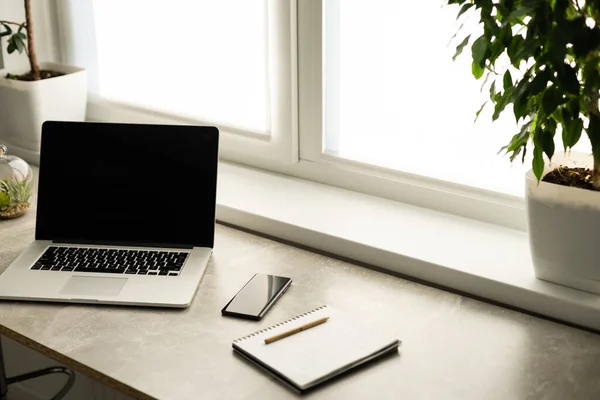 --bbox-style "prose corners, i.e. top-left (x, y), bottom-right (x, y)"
top-left (92, 0), bottom-right (269, 134)
top-left (323, 0), bottom-right (591, 196)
